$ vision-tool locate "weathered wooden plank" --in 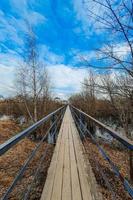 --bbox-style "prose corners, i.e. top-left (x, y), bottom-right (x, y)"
top-left (69, 121), bottom-right (82, 200)
top-left (62, 120), bottom-right (72, 200)
top-left (41, 119), bottom-right (65, 200)
top-left (50, 119), bottom-right (66, 200)
top-left (41, 106), bottom-right (100, 200)
top-left (70, 116), bottom-right (92, 200)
